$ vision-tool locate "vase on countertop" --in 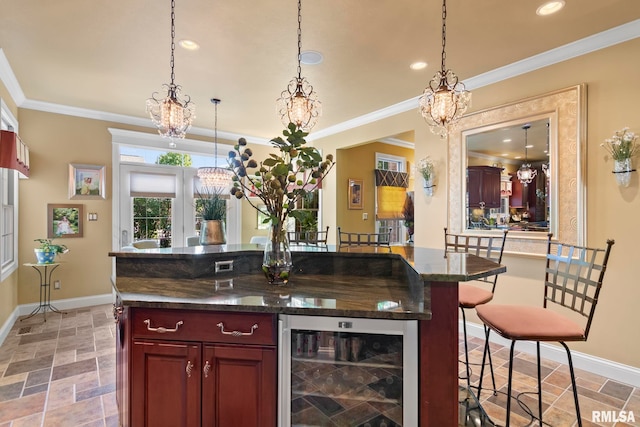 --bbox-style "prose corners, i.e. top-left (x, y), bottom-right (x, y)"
top-left (262, 222), bottom-right (292, 285)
